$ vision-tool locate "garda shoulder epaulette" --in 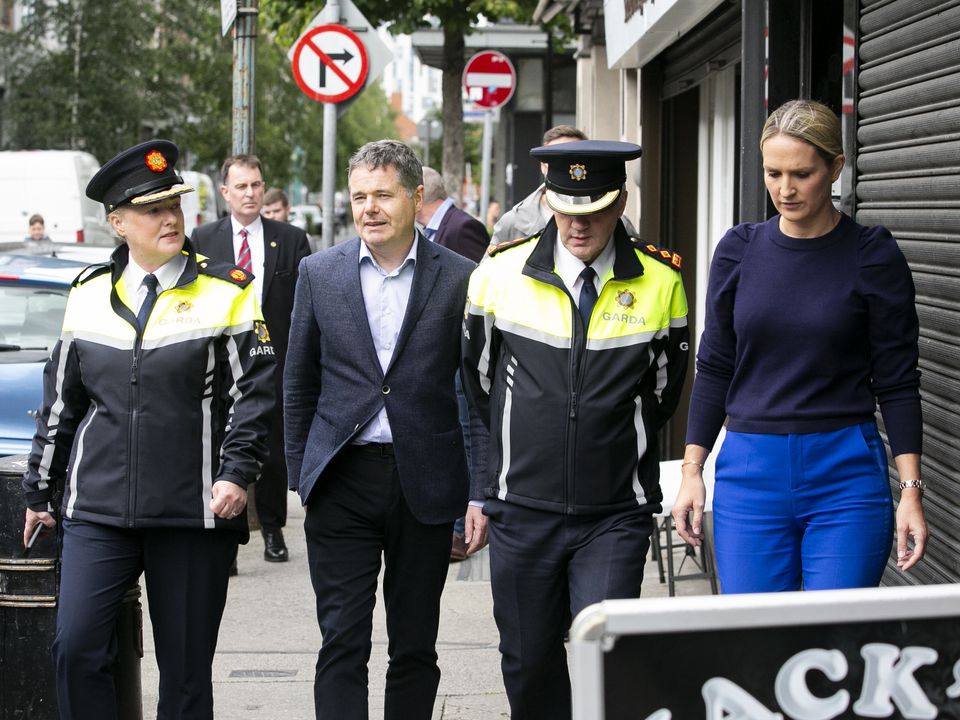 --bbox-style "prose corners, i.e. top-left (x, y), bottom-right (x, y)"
top-left (197, 258), bottom-right (254, 288)
top-left (633, 238), bottom-right (683, 271)
top-left (72, 263), bottom-right (111, 287)
top-left (487, 234), bottom-right (535, 258)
